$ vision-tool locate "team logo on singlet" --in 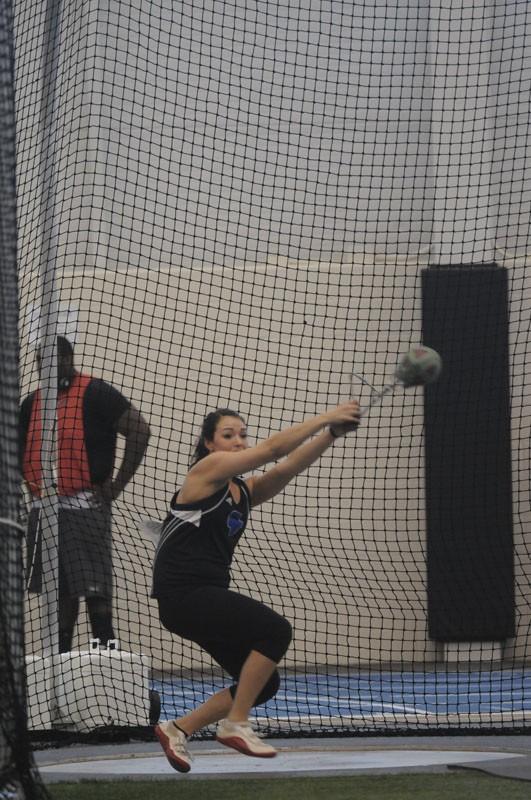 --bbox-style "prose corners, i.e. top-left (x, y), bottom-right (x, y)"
top-left (226, 510), bottom-right (244, 537)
